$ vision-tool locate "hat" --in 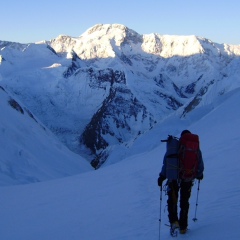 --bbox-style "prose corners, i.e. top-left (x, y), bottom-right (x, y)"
top-left (181, 130), bottom-right (191, 137)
